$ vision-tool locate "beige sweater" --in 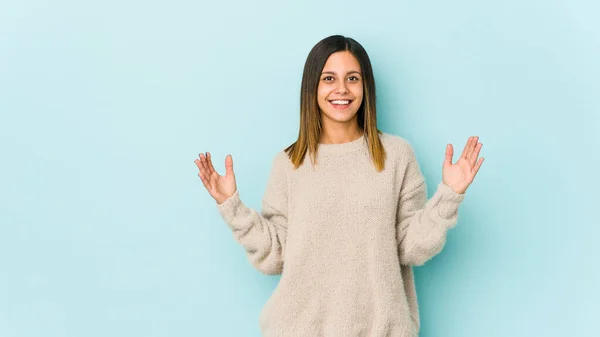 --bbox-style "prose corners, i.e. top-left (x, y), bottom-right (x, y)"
top-left (217, 132), bottom-right (465, 337)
